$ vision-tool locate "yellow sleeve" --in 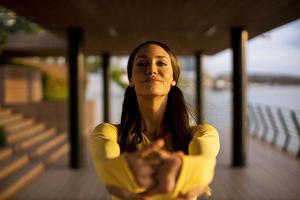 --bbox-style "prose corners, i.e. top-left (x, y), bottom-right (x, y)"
top-left (89, 122), bottom-right (142, 192)
top-left (174, 124), bottom-right (220, 197)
